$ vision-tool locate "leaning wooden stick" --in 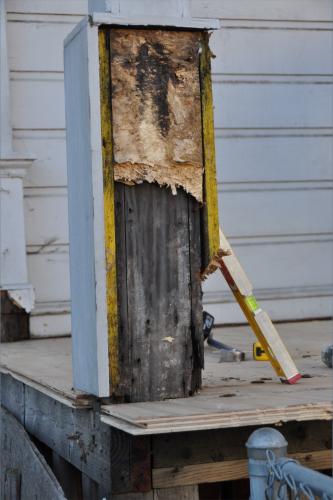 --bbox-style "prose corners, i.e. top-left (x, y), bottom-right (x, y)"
top-left (203, 227), bottom-right (301, 384)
